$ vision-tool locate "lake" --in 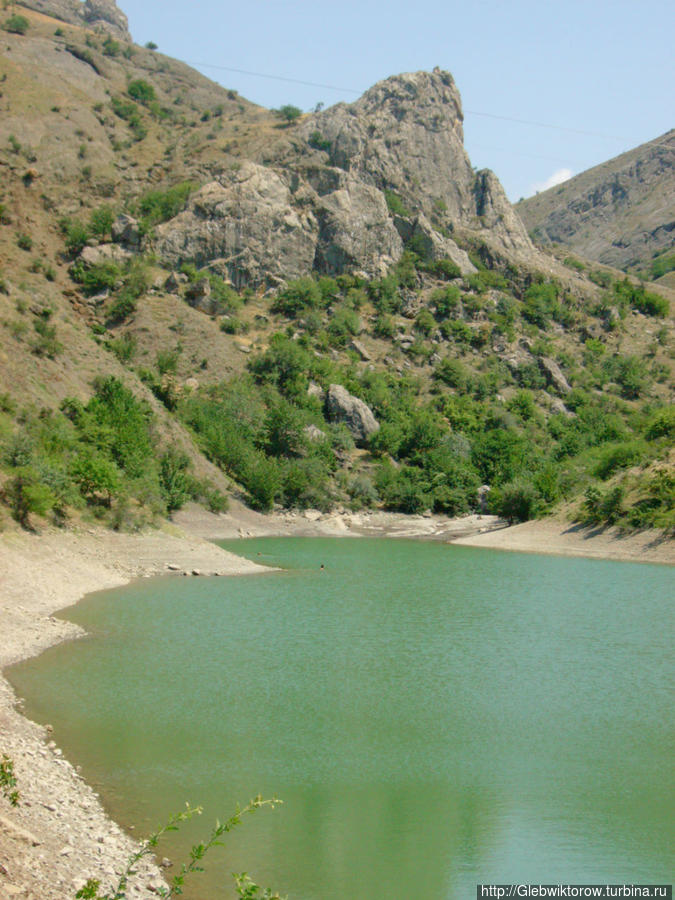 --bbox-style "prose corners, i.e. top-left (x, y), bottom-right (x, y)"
top-left (7, 538), bottom-right (674, 899)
